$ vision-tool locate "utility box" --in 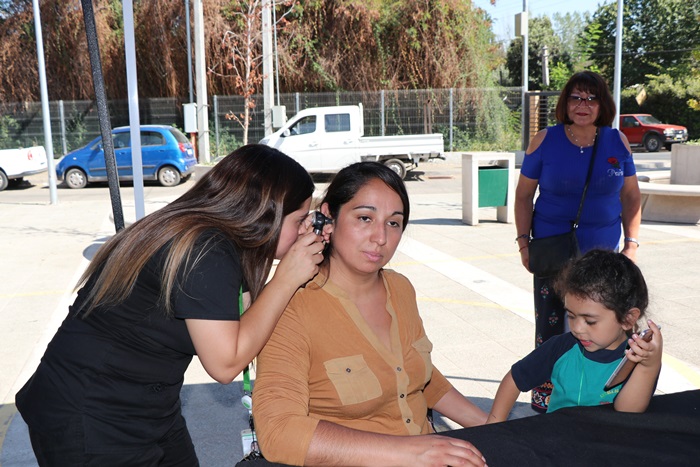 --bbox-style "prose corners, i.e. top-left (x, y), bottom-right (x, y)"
top-left (272, 105), bottom-right (286, 128)
top-left (183, 103), bottom-right (197, 133)
top-left (462, 152), bottom-right (515, 226)
top-left (515, 12), bottom-right (528, 37)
